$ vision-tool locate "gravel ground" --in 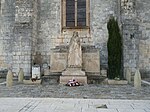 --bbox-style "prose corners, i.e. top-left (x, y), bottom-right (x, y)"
top-left (0, 79), bottom-right (150, 100)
